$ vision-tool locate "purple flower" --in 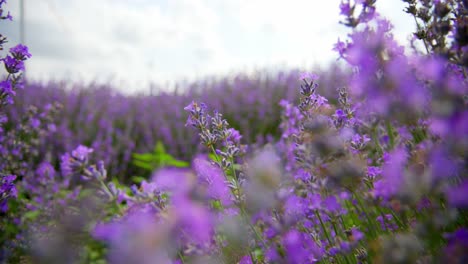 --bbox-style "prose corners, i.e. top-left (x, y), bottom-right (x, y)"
top-left (334, 109), bottom-right (346, 119)
top-left (226, 128), bottom-right (242, 144)
top-left (376, 214), bottom-right (398, 232)
top-left (71, 145), bottom-right (94, 161)
top-left (350, 133), bottom-right (371, 153)
top-left (282, 229), bottom-right (309, 263)
top-left (0, 80), bottom-right (13, 94)
top-left (3, 55), bottom-right (25, 74)
top-left (93, 209), bottom-right (172, 264)
top-left (60, 145), bottom-right (94, 184)
top-left (294, 168), bottom-right (311, 181)
top-left (323, 195), bottom-right (342, 214)
top-left (193, 158), bottom-right (232, 206)
top-left (339, 1), bottom-right (352, 16)
top-left (350, 227), bottom-right (364, 243)
top-left (373, 148), bottom-right (408, 199)
top-left (310, 93), bottom-right (329, 108)
top-left (36, 162), bottom-right (56, 184)
top-left (443, 228), bottom-right (468, 263)
top-left (282, 229), bottom-right (321, 263)
top-left (171, 196), bottom-right (214, 244)
top-left (334, 38), bottom-right (347, 59)
top-left (299, 72), bottom-right (319, 82)
top-left (183, 101), bottom-right (208, 128)
top-left (284, 194), bottom-right (306, 218)
top-left (307, 193), bottom-right (322, 210)
top-left (0, 80), bottom-right (14, 104)
top-left (265, 226), bottom-right (278, 239)
top-left (429, 147), bottom-right (459, 182)
top-left (30, 118), bottom-right (40, 129)
top-left (151, 168), bottom-right (193, 196)
top-left (60, 153), bottom-right (73, 177)
top-left (10, 44), bottom-right (32, 60)
top-left (140, 180), bottom-right (158, 195)
top-left (265, 246), bottom-right (280, 262)
top-left (239, 256), bottom-right (253, 264)
top-left (0, 4), bottom-right (12, 20)
top-left (446, 181), bottom-right (468, 208)
top-left (366, 166), bottom-right (381, 179)
top-left (0, 174), bottom-right (17, 212)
